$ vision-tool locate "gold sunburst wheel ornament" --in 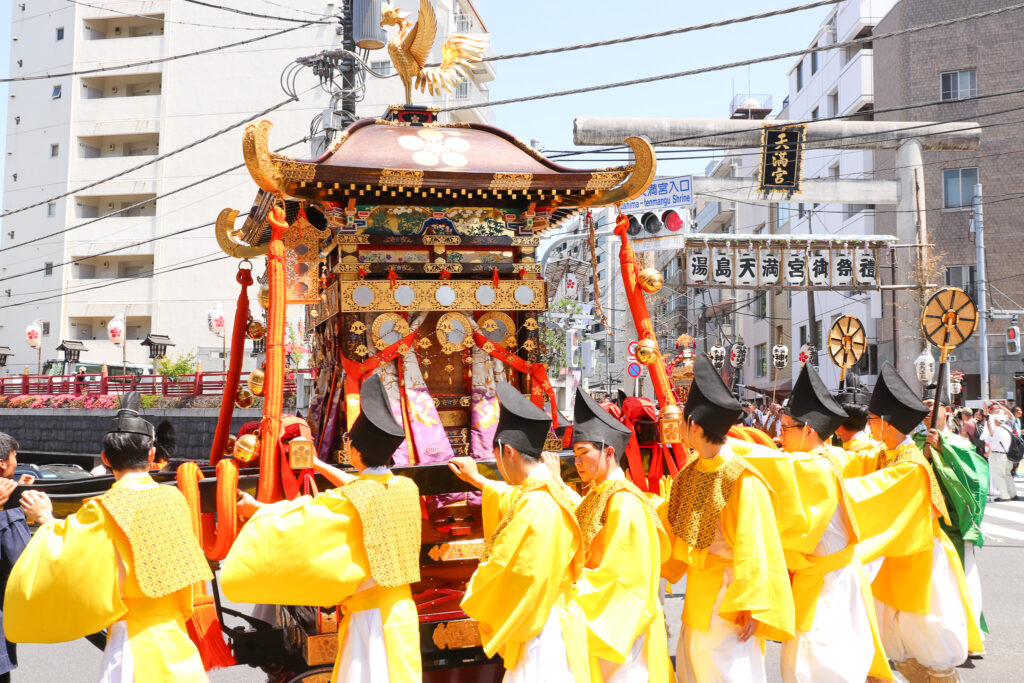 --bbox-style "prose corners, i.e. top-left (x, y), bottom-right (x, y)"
top-left (826, 315), bottom-right (867, 383)
top-left (920, 287), bottom-right (978, 364)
